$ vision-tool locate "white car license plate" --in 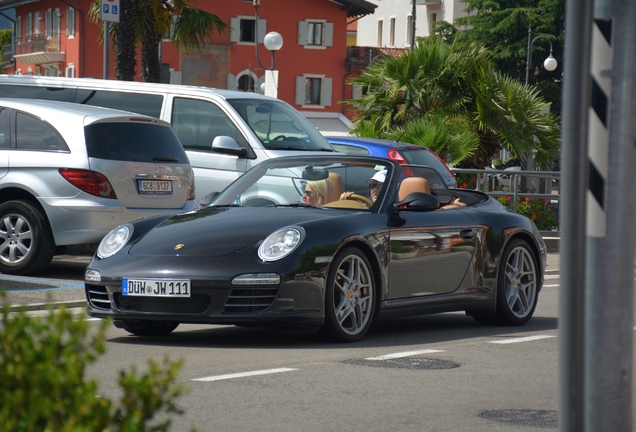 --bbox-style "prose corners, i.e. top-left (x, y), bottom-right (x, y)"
top-left (138, 180), bottom-right (173, 195)
top-left (122, 278), bottom-right (191, 297)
